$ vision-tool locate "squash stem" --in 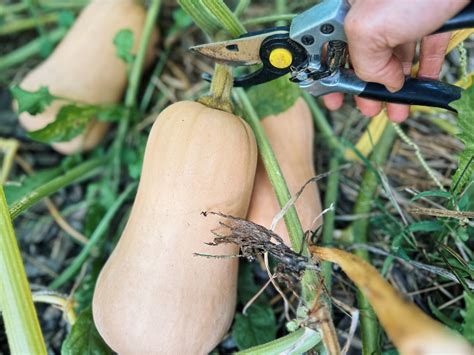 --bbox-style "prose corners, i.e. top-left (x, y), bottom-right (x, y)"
top-left (198, 64), bottom-right (234, 113)
top-left (112, 0), bottom-right (161, 189)
top-left (350, 123), bottom-right (397, 355)
top-left (181, 0), bottom-right (245, 112)
top-left (0, 186), bottom-right (47, 354)
top-left (49, 182), bottom-right (137, 289)
top-left (9, 157), bottom-right (105, 220)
